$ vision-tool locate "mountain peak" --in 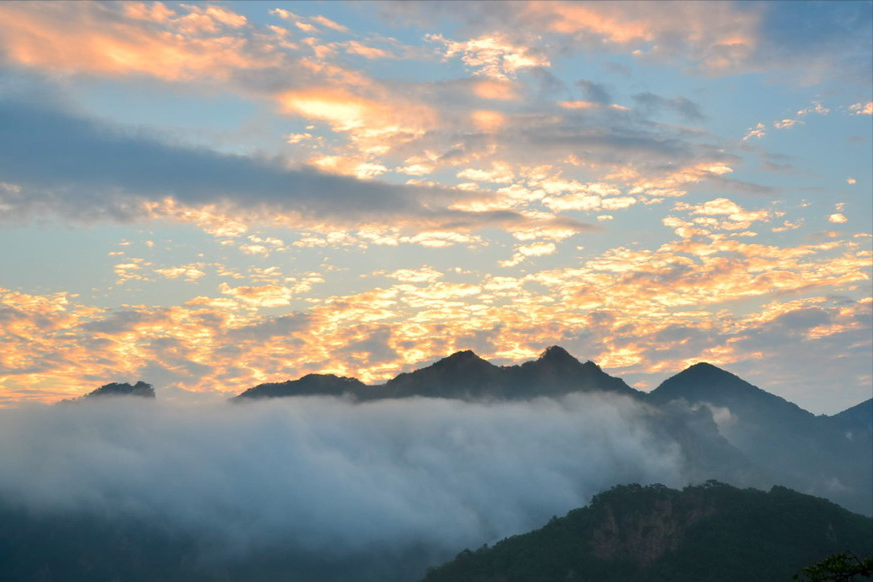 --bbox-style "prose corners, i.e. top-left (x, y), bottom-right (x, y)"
top-left (440, 349), bottom-right (483, 364)
top-left (665, 362), bottom-right (743, 385)
top-left (382, 348), bottom-right (500, 399)
top-left (685, 361), bottom-right (727, 372)
top-left (426, 349), bottom-right (492, 373)
top-left (650, 362), bottom-right (815, 424)
top-left (85, 381), bottom-right (156, 399)
top-left (234, 373), bottom-right (366, 400)
top-left (650, 363), bottom-right (753, 404)
top-left (538, 345), bottom-right (578, 363)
